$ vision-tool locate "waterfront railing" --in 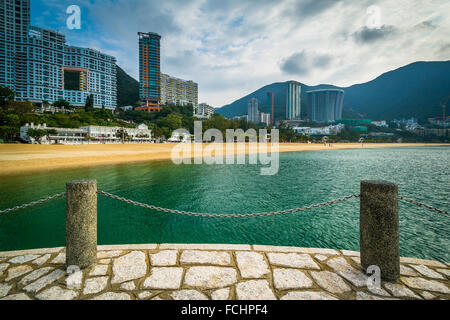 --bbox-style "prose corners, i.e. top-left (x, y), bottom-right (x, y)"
top-left (0, 180), bottom-right (448, 282)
